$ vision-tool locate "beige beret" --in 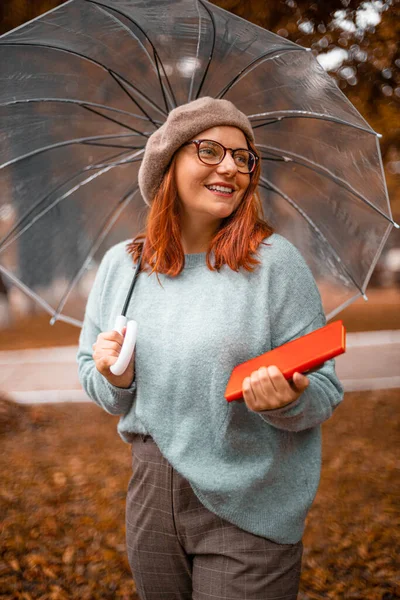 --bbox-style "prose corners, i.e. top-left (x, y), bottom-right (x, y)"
top-left (138, 97), bottom-right (255, 205)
